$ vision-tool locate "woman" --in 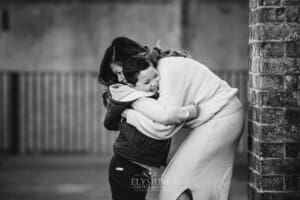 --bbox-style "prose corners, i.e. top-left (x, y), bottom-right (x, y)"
top-left (99, 37), bottom-right (198, 200)
top-left (98, 37), bottom-right (244, 200)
